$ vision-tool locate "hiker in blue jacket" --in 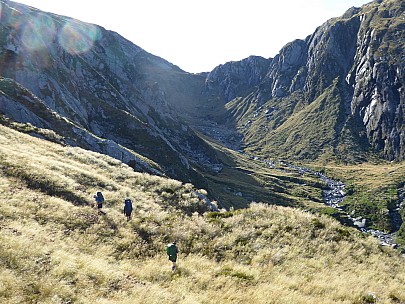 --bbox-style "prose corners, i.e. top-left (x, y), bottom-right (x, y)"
top-left (166, 241), bottom-right (178, 271)
top-left (123, 197), bottom-right (133, 221)
top-left (94, 191), bottom-right (104, 214)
